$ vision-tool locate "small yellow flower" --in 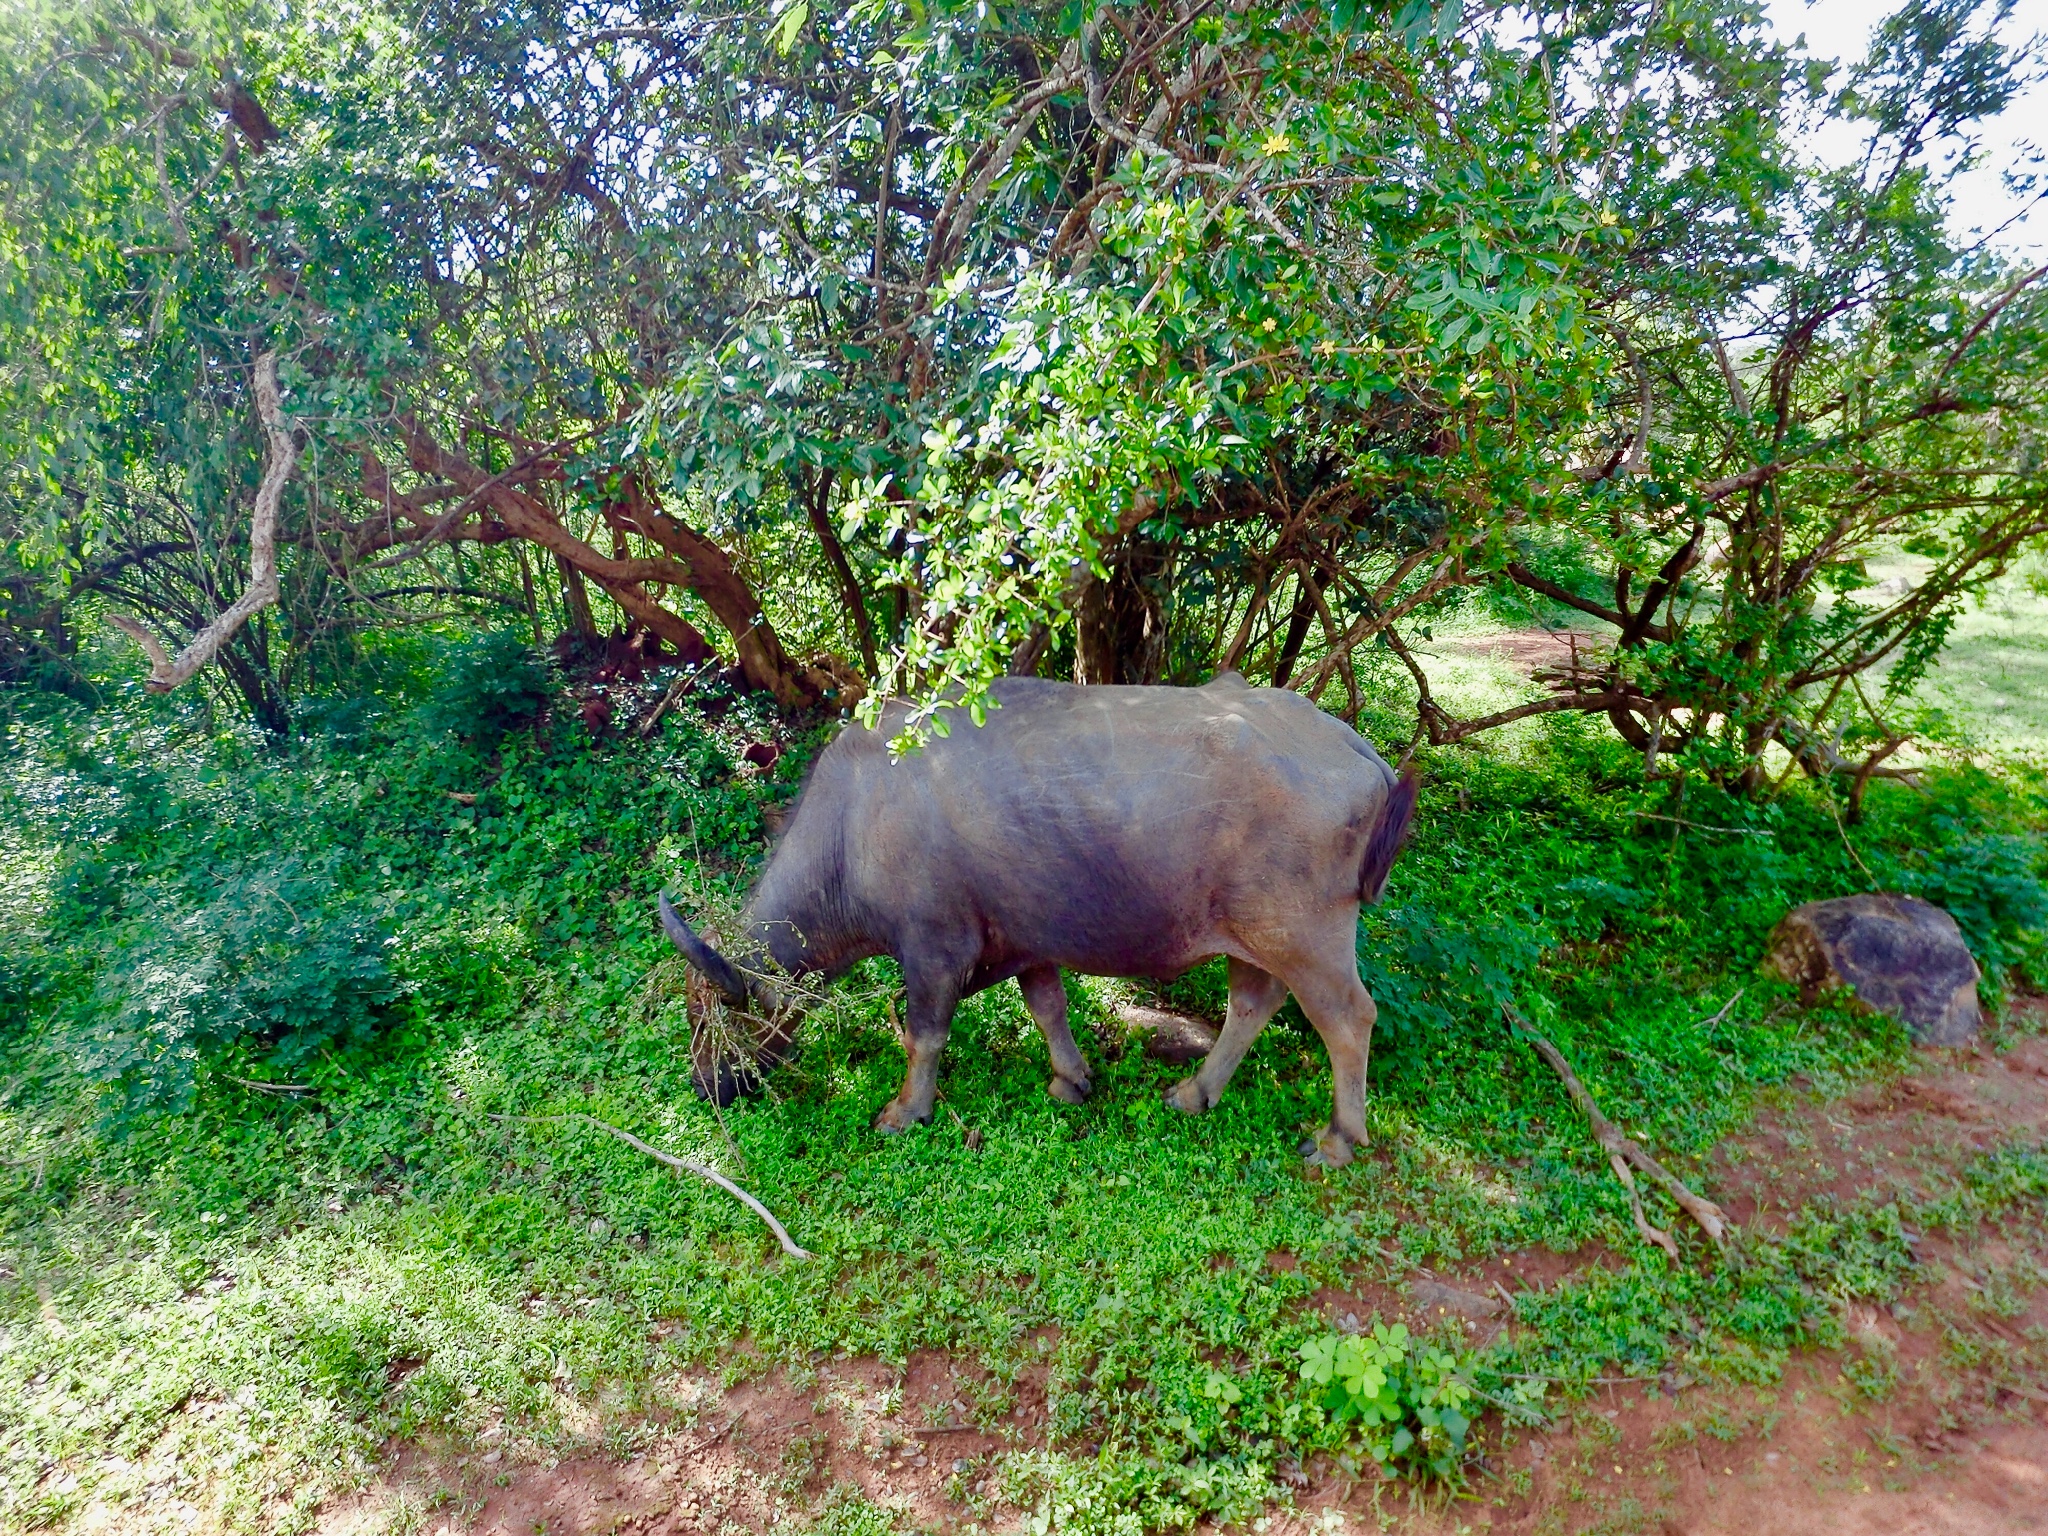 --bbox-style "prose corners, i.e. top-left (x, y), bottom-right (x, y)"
top-left (1262, 317), bottom-right (1278, 333)
top-left (1261, 130), bottom-right (1293, 156)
